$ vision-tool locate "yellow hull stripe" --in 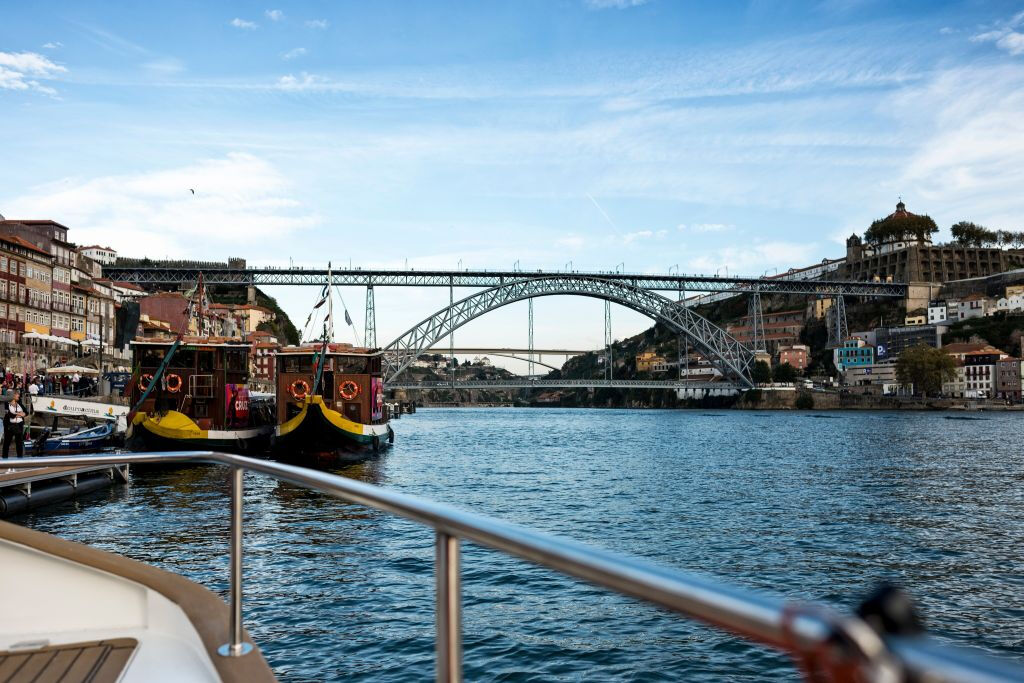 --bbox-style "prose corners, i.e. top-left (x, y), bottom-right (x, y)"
top-left (278, 395), bottom-right (368, 438)
top-left (132, 410), bottom-right (210, 441)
